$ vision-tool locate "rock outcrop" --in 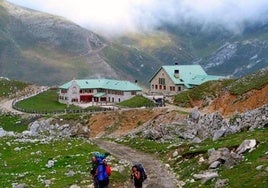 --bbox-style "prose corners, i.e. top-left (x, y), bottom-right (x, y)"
top-left (142, 105), bottom-right (268, 142)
